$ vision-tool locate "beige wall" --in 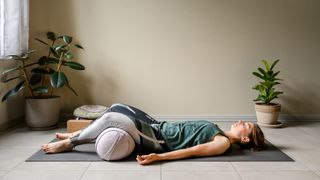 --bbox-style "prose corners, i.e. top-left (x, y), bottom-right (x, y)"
top-left (26, 0), bottom-right (320, 117)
